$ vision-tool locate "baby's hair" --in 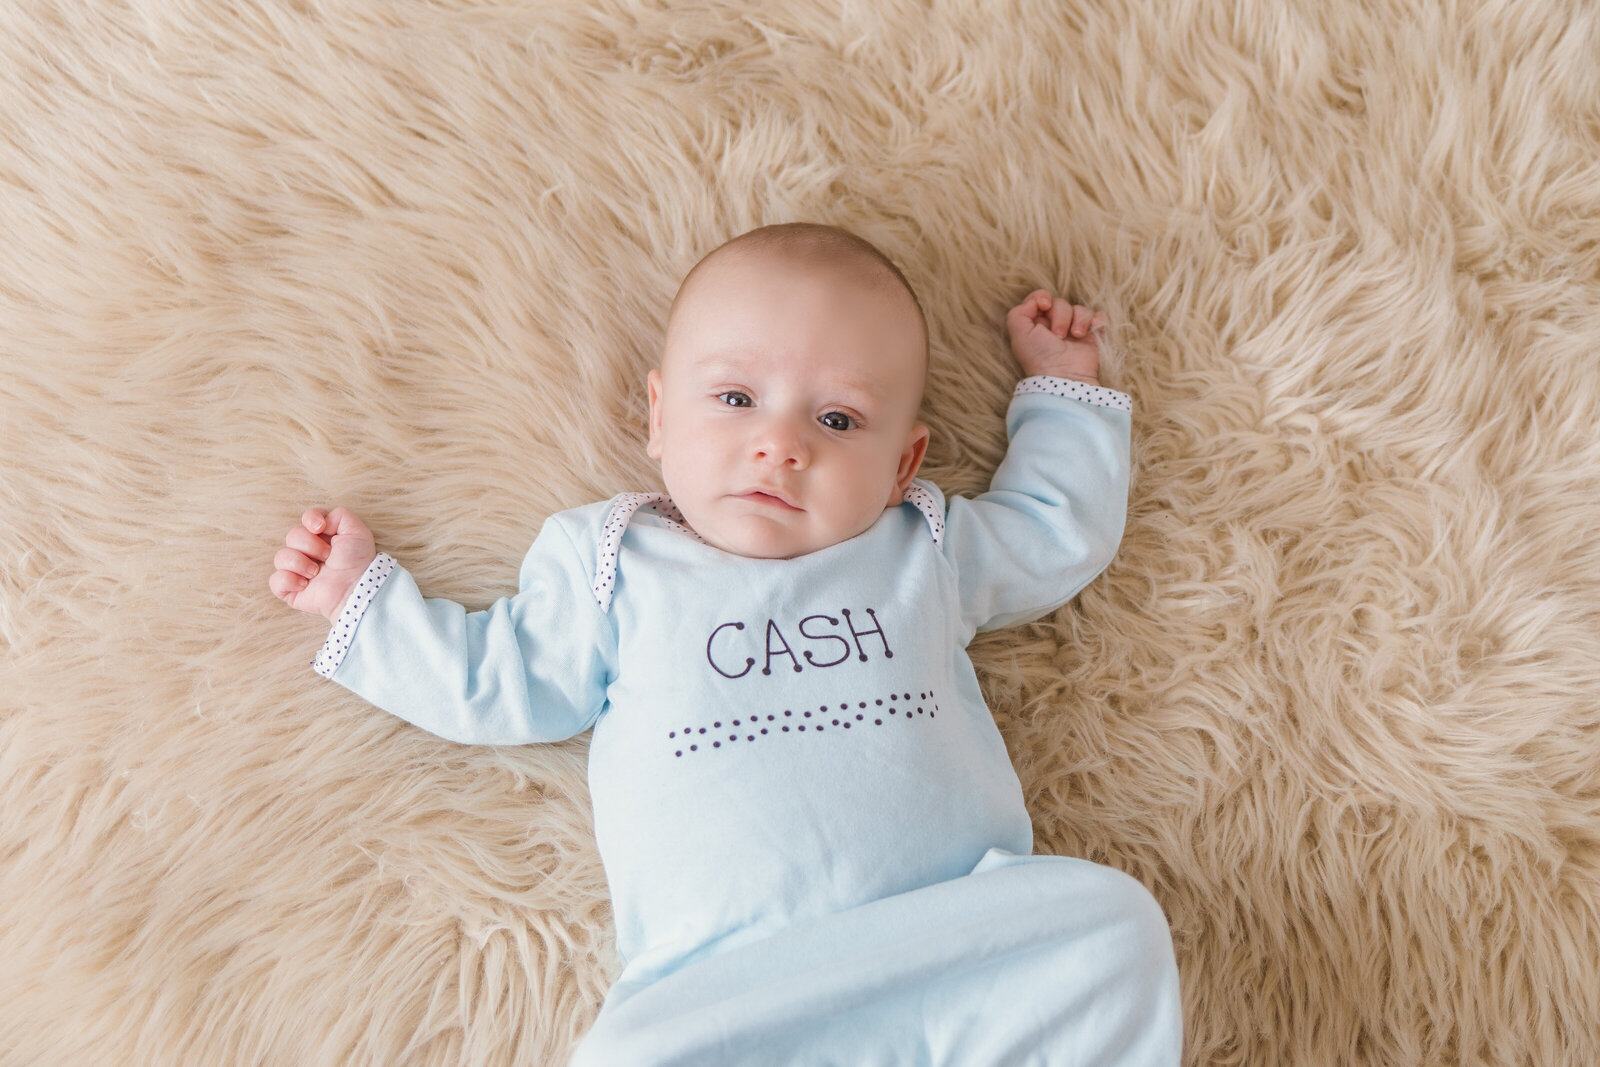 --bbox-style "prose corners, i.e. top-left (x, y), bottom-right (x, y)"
top-left (669, 222), bottom-right (928, 361)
